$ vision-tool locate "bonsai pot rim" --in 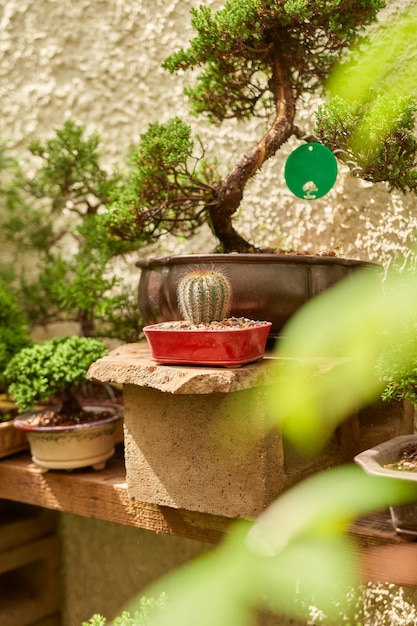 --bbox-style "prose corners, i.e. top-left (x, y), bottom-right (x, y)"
top-left (354, 434), bottom-right (417, 483)
top-left (14, 406), bottom-right (122, 434)
top-left (136, 253), bottom-right (378, 270)
top-left (355, 435), bottom-right (417, 538)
